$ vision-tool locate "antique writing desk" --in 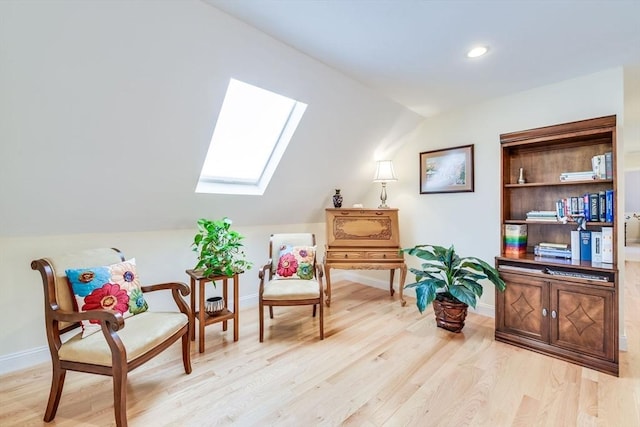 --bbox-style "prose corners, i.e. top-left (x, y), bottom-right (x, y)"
top-left (324, 208), bottom-right (407, 306)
